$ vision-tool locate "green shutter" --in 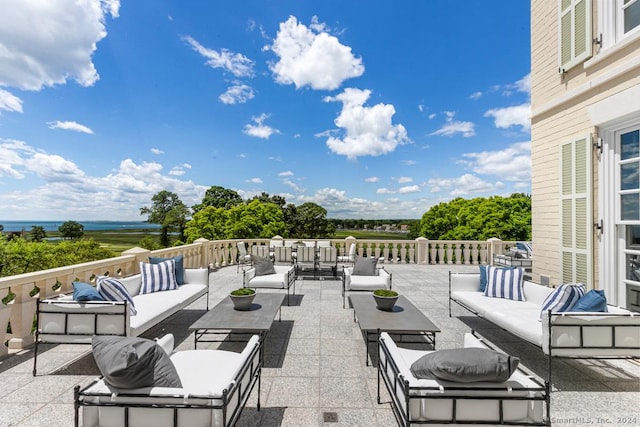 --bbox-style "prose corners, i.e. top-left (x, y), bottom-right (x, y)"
top-left (560, 136), bottom-right (593, 286)
top-left (558, 0), bottom-right (592, 73)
